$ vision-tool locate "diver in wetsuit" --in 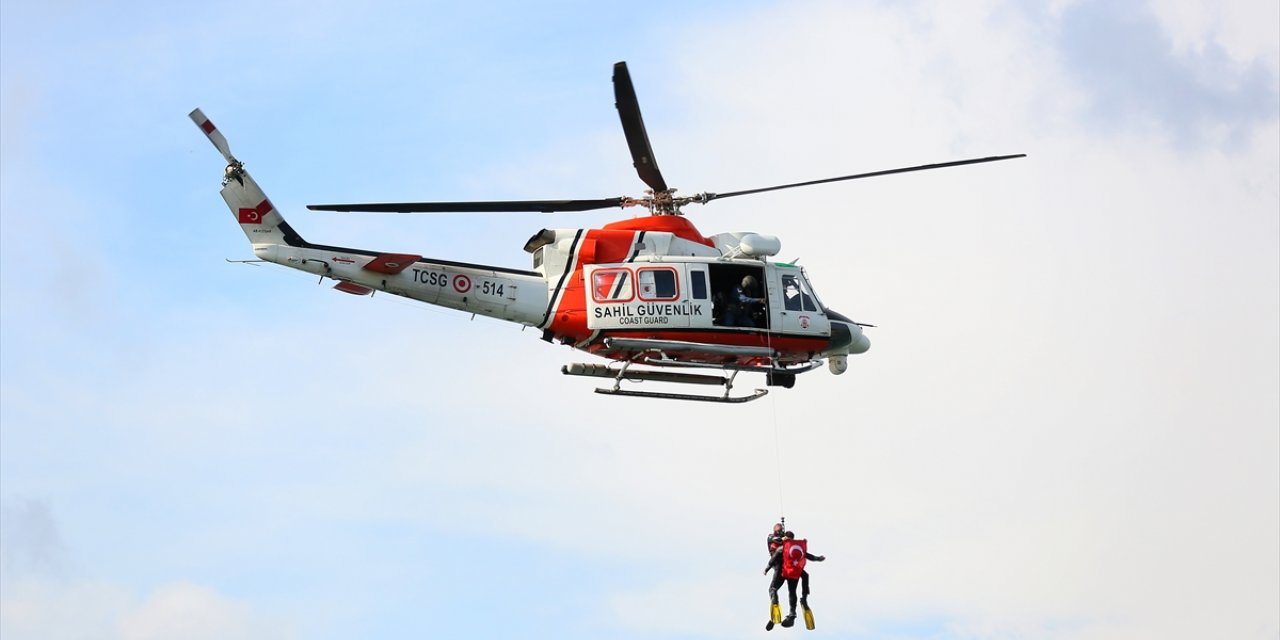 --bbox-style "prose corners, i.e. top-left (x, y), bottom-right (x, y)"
top-left (763, 531), bottom-right (825, 630)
